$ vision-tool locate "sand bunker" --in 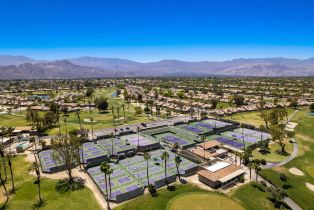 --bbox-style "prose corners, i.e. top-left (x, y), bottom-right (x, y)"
top-left (306, 183), bottom-right (314, 192)
top-left (83, 119), bottom-right (97, 123)
top-left (289, 167), bottom-right (304, 176)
